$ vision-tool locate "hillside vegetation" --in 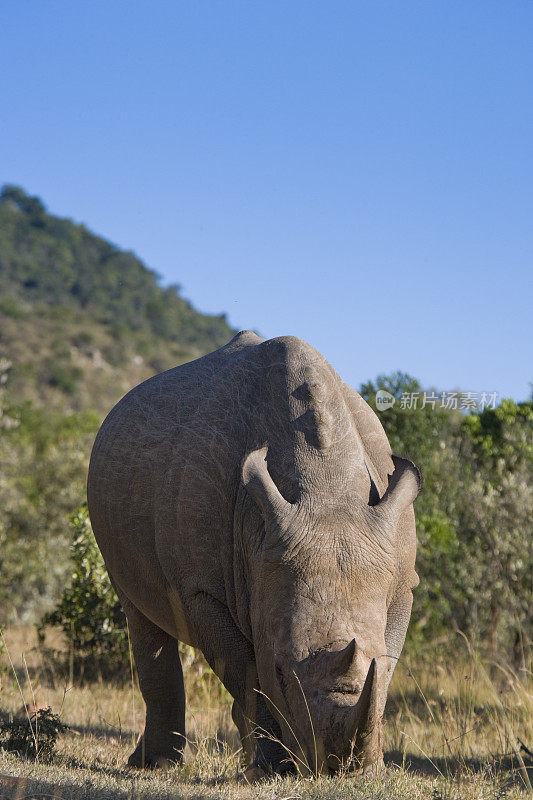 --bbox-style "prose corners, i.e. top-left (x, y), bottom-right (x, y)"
top-left (0, 185), bottom-right (234, 413)
top-left (0, 186), bottom-right (531, 670)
